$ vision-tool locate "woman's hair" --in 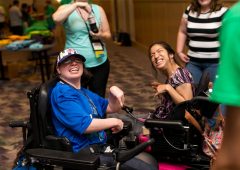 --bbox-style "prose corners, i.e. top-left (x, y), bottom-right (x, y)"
top-left (190, 0), bottom-right (222, 15)
top-left (148, 41), bottom-right (175, 58)
top-left (148, 41), bottom-right (176, 79)
top-left (52, 60), bottom-right (92, 86)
